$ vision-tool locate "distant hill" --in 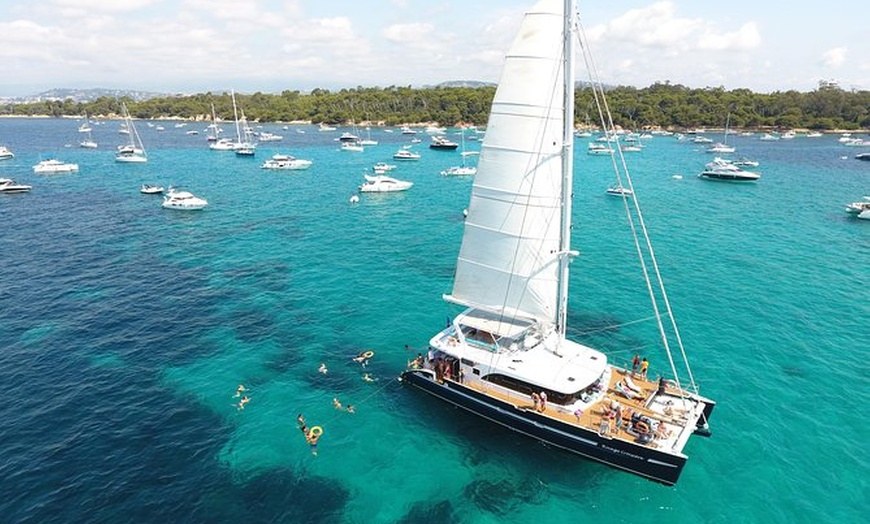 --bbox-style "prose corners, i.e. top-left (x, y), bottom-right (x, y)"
top-left (433, 79), bottom-right (614, 91)
top-left (434, 80), bottom-right (497, 89)
top-left (0, 87), bottom-right (167, 104)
